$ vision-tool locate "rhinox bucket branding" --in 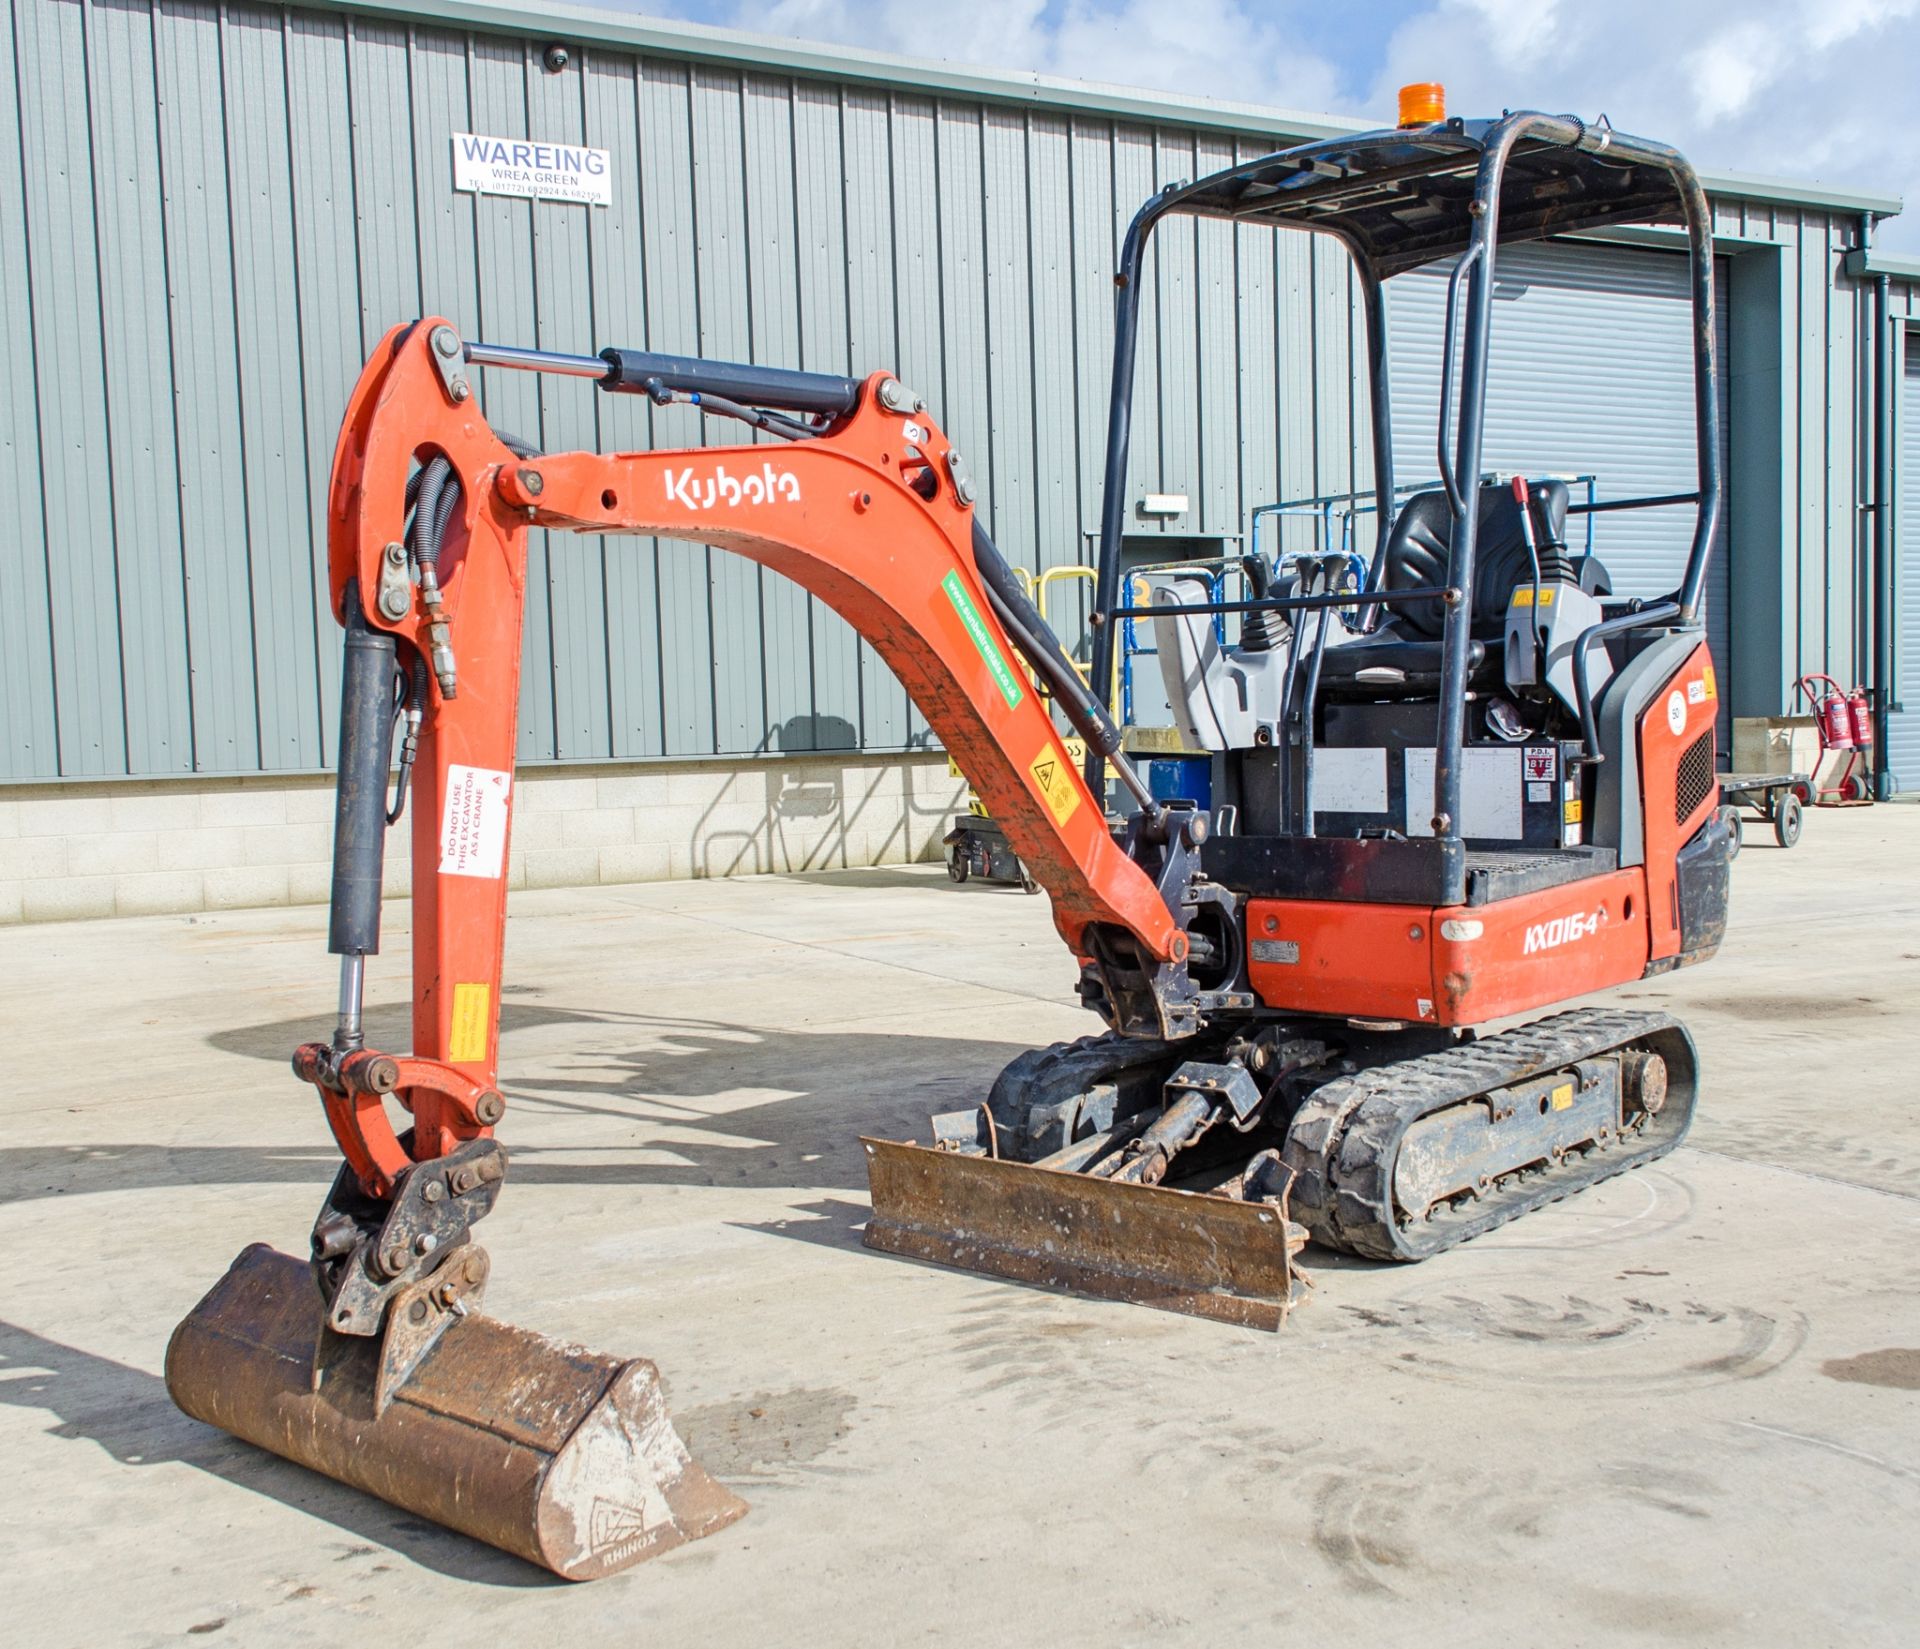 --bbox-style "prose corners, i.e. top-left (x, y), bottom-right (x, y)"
top-left (1523, 907), bottom-right (1606, 954)
top-left (664, 462), bottom-right (801, 509)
